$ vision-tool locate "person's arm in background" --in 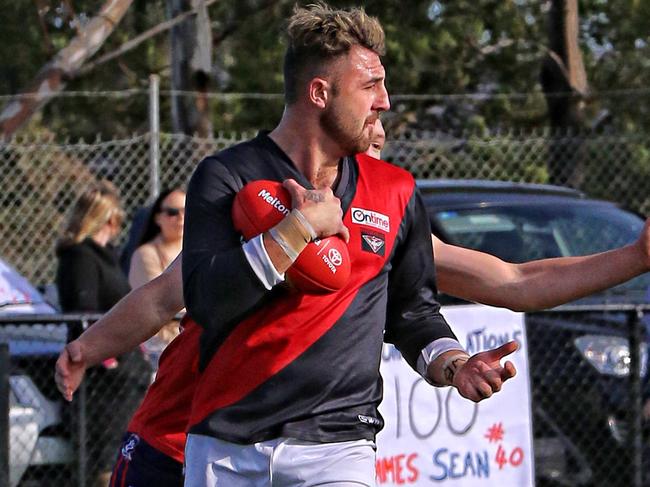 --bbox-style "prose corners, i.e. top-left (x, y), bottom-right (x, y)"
top-left (433, 218), bottom-right (650, 311)
top-left (55, 255), bottom-right (183, 401)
